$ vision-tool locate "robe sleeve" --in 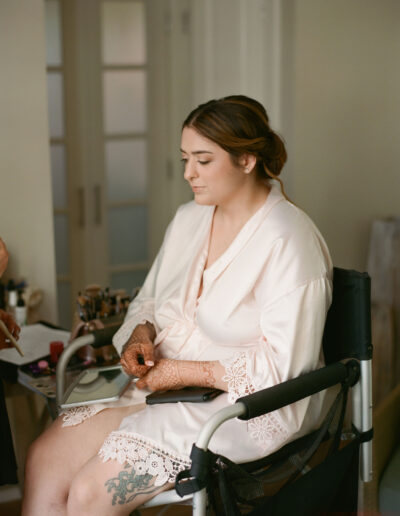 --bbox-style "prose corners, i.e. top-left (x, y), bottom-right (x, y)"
top-left (112, 221), bottom-right (172, 356)
top-left (220, 276), bottom-right (332, 450)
